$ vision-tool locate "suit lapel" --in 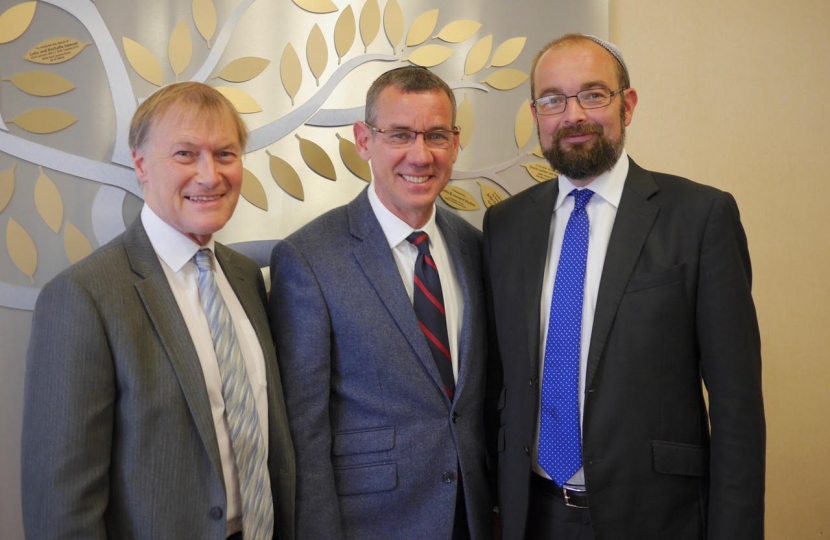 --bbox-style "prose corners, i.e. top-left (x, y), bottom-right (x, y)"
top-left (348, 189), bottom-right (448, 398)
top-left (124, 219), bottom-right (225, 487)
top-left (585, 159), bottom-right (660, 390)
